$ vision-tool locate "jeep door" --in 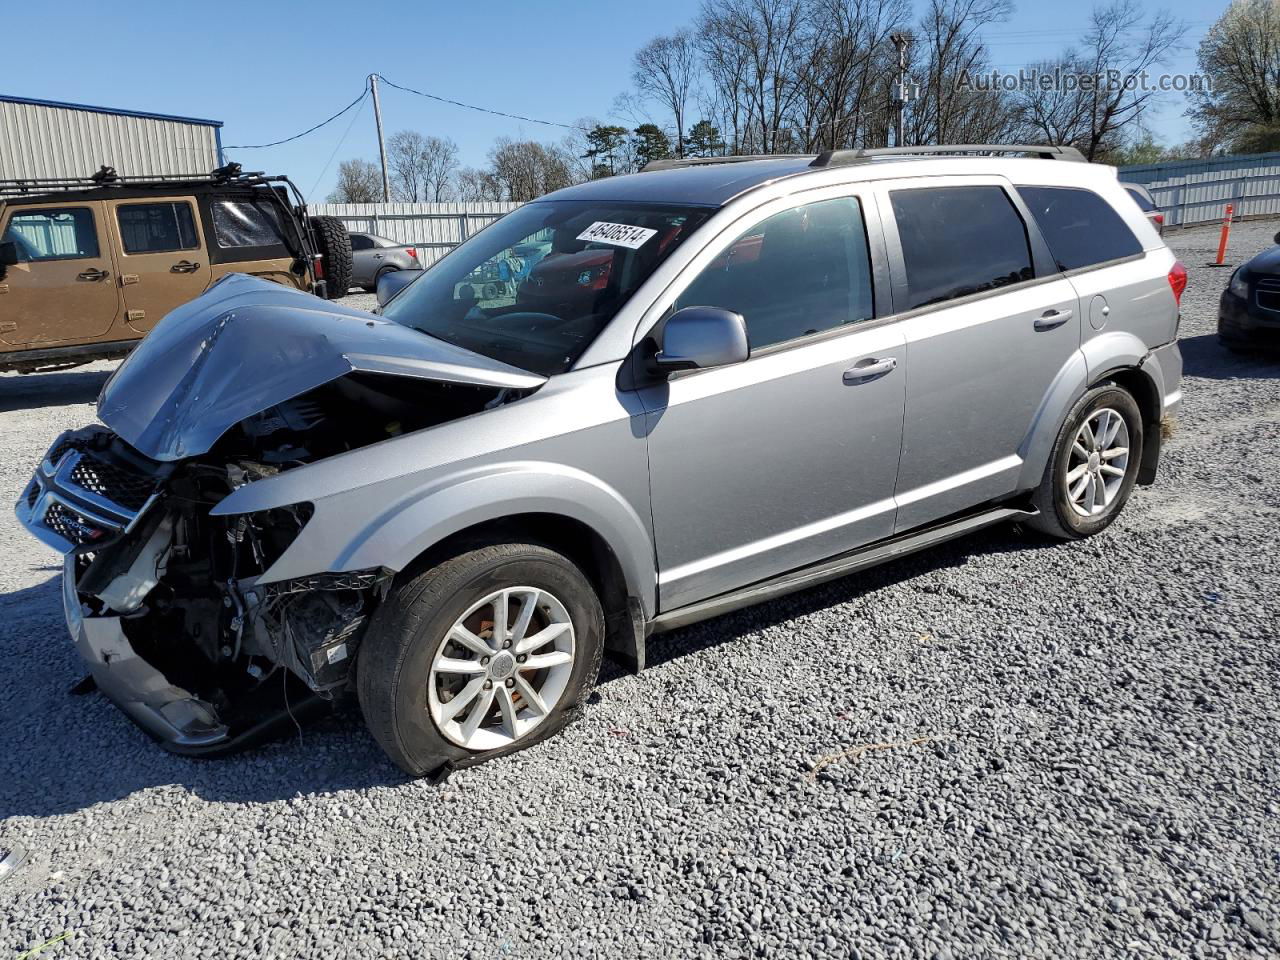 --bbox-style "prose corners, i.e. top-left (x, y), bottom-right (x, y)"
top-left (639, 190), bottom-right (905, 610)
top-left (0, 202), bottom-right (120, 346)
top-left (105, 197), bottom-right (212, 334)
top-left (876, 177), bottom-right (1081, 532)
